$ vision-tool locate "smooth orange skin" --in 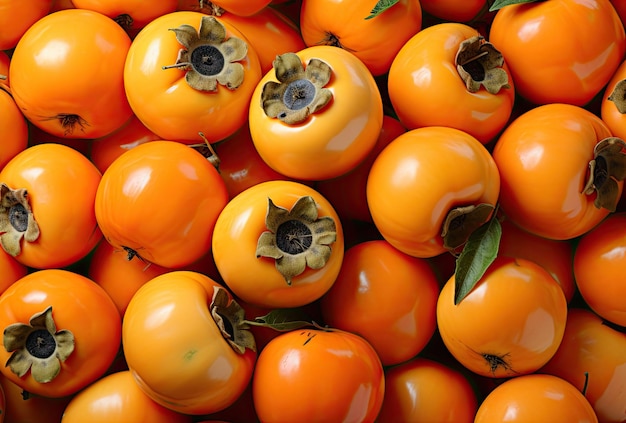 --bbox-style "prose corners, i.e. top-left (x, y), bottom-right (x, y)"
top-left (437, 256), bottom-right (568, 378)
top-left (0, 252), bottom-right (27, 297)
top-left (89, 115), bottom-right (163, 174)
top-left (540, 308), bottom-right (626, 423)
top-left (366, 126), bottom-right (500, 258)
top-left (61, 370), bottom-right (192, 423)
top-left (601, 58), bottom-right (626, 141)
top-left (95, 140), bottom-right (229, 269)
top-left (72, 0), bottom-right (178, 30)
top-left (320, 240), bottom-right (439, 366)
top-left (88, 241), bottom-right (221, 318)
top-left (573, 213), bottom-right (626, 327)
top-left (219, 7), bottom-right (306, 74)
top-left (0, 0), bottom-right (53, 50)
top-left (215, 123), bottom-right (292, 199)
top-left (123, 271), bottom-right (257, 415)
top-left (300, 0), bottom-right (422, 76)
top-left (212, 180), bottom-right (344, 309)
top-left (0, 269), bottom-right (122, 398)
top-left (388, 22), bottom-right (515, 145)
top-left (0, 143), bottom-right (103, 269)
top-left (0, 90), bottom-right (28, 170)
top-left (252, 329), bottom-right (385, 423)
top-left (419, 0), bottom-right (486, 22)
top-left (493, 103), bottom-right (617, 240)
top-left (0, 373), bottom-right (71, 423)
top-left (249, 45), bottom-right (383, 181)
top-left (489, 0), bottom-right (626, 106)
top-left (315, 115), bottom-right (406, 223)
top-left (475, 374), bottom-right (598, 423)
top-left (9, 9), bottom-right (133, 139)
top-left (87, 240), bottom-right (170, 317)
top-left (377, 357), bottom-right (477, 423)
top-left (499, 219), bottom-right (576, 303)
top-left (124, 11), bottom-right (262, 143)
